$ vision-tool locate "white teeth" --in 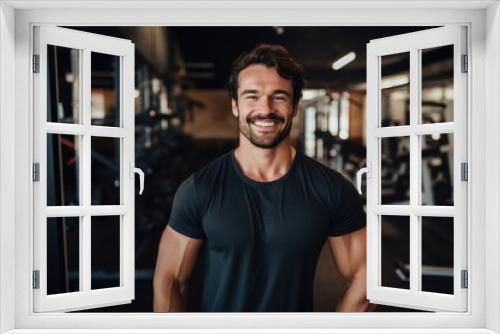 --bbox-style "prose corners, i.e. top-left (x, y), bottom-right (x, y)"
top-left (254, 121), bottom-right (275, 127)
